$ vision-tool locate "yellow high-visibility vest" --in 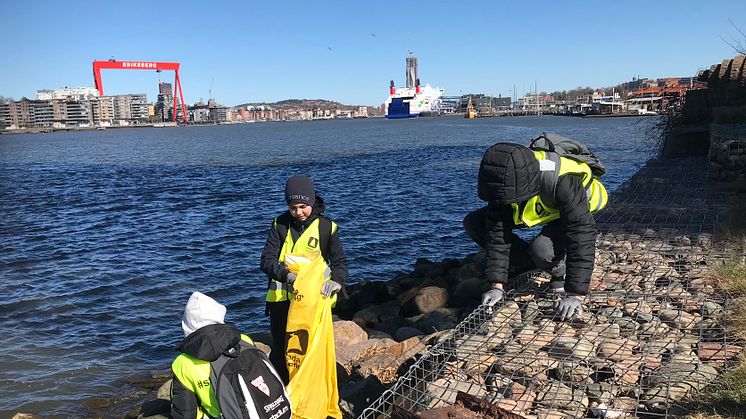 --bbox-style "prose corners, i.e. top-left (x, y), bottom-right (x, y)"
top-left (266, 218), bottom-right (337, 303)
top-left (511, 150), bottom-right (608, 227)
